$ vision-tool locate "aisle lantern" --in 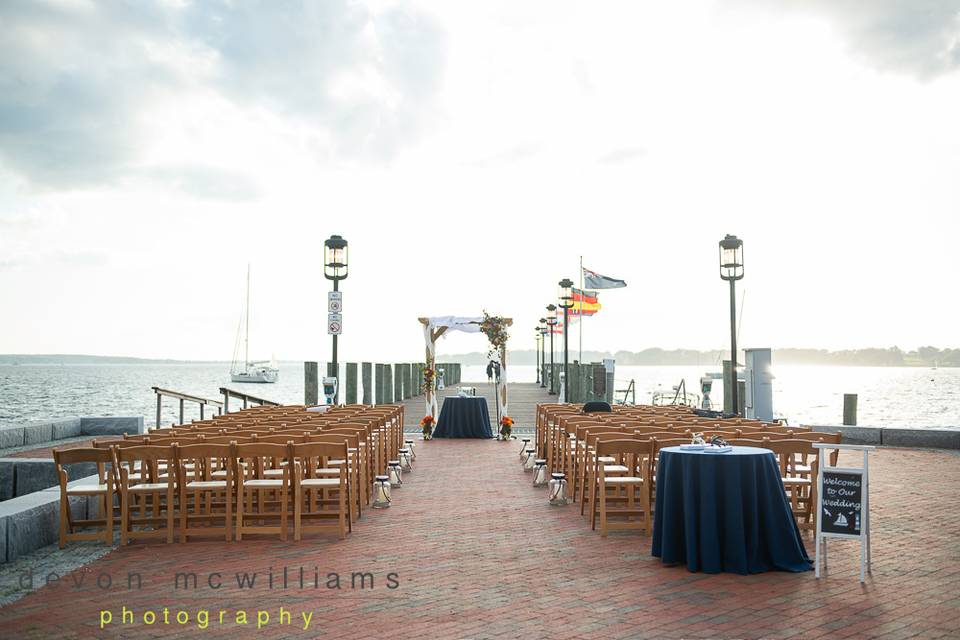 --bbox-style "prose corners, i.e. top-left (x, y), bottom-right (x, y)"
top-left (372, 475), bottom-right (391, 508)
top-left (388, 460), bottom-right (402, 487)
top-left (549, 473), bottom-right (568, 506)
top-left (404, 439), bottom-right (416, 461)
top-left (523, 448), bottom-right (538, 472)
top-left (532, 459), bottom-right (549, 487)
top-left (519, 438), bottom-right (531, 459)
top-left (399, 448), bottom-right (413, 472)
